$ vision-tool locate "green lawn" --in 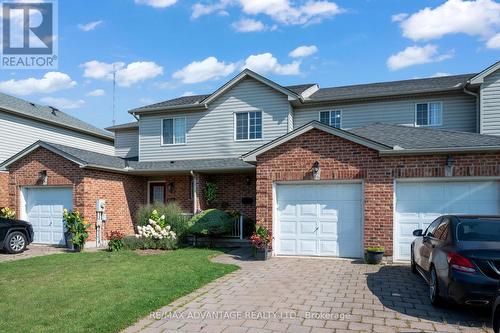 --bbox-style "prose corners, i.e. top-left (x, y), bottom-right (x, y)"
top-left (0, 248), bottom-right (238, 333)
